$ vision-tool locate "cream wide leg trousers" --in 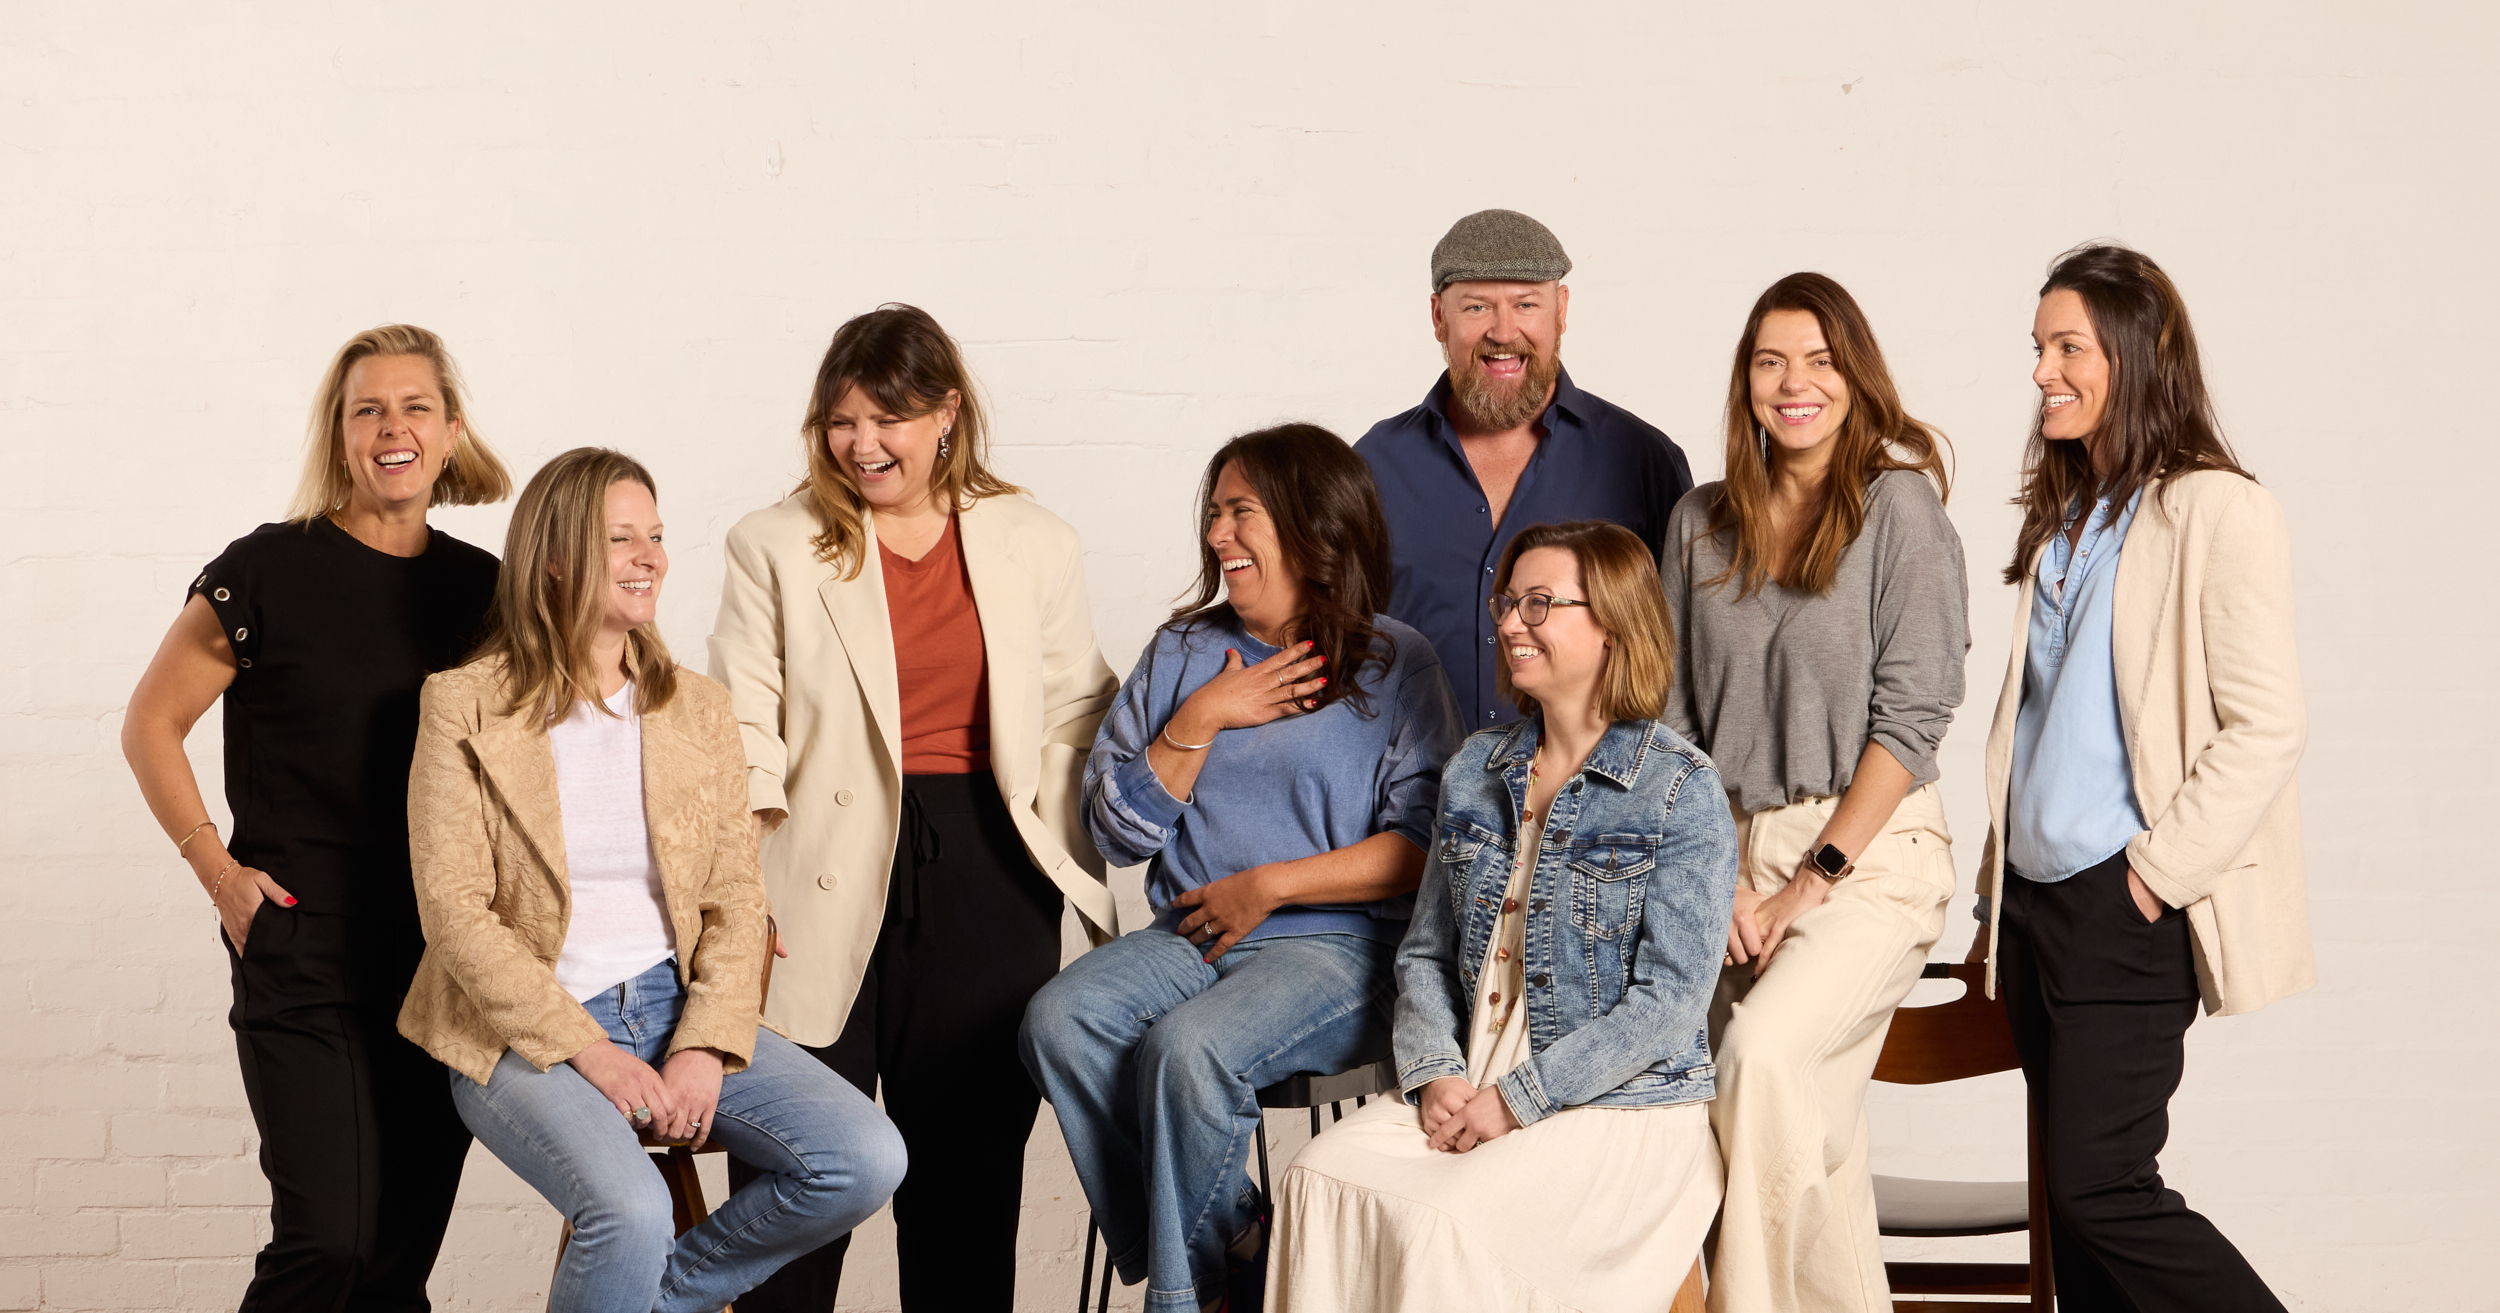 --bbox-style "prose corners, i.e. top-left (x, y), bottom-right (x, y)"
top-left (1705, 785), bottom-right (1954, 1313)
